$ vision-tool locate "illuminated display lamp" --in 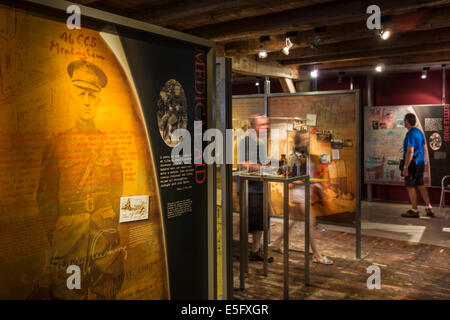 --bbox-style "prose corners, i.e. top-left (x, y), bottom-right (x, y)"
top-left (258, 35), bottom-right (270, 59)
top-left (375, 63), bottom-right (385, 73)
top-left (380, 28), bottom-right (392, 40)
top-left (378, 16), bottom-right (392, 40)
top-left (310, 68), bottom-right (319, 78)
top-left (258, 43), bottom-right (268, 59)
top-left (282, 37), bottom-right (293, 55)
top-left (281, 31), bottom-right (297, 56)
top-left (421, 67), bottom-right (430, 79)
